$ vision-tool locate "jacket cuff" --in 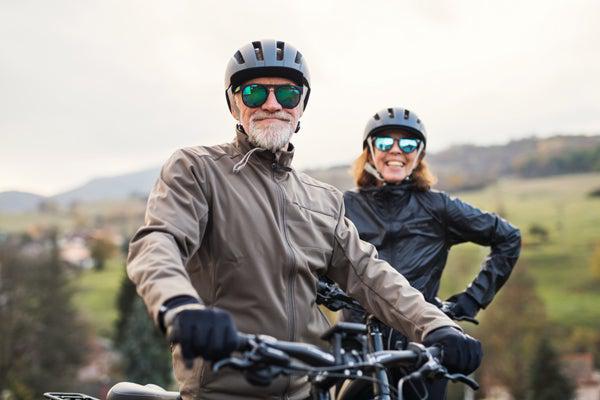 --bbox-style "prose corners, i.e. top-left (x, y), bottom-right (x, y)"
top-left (158, 295), bottom-right (203, 333)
